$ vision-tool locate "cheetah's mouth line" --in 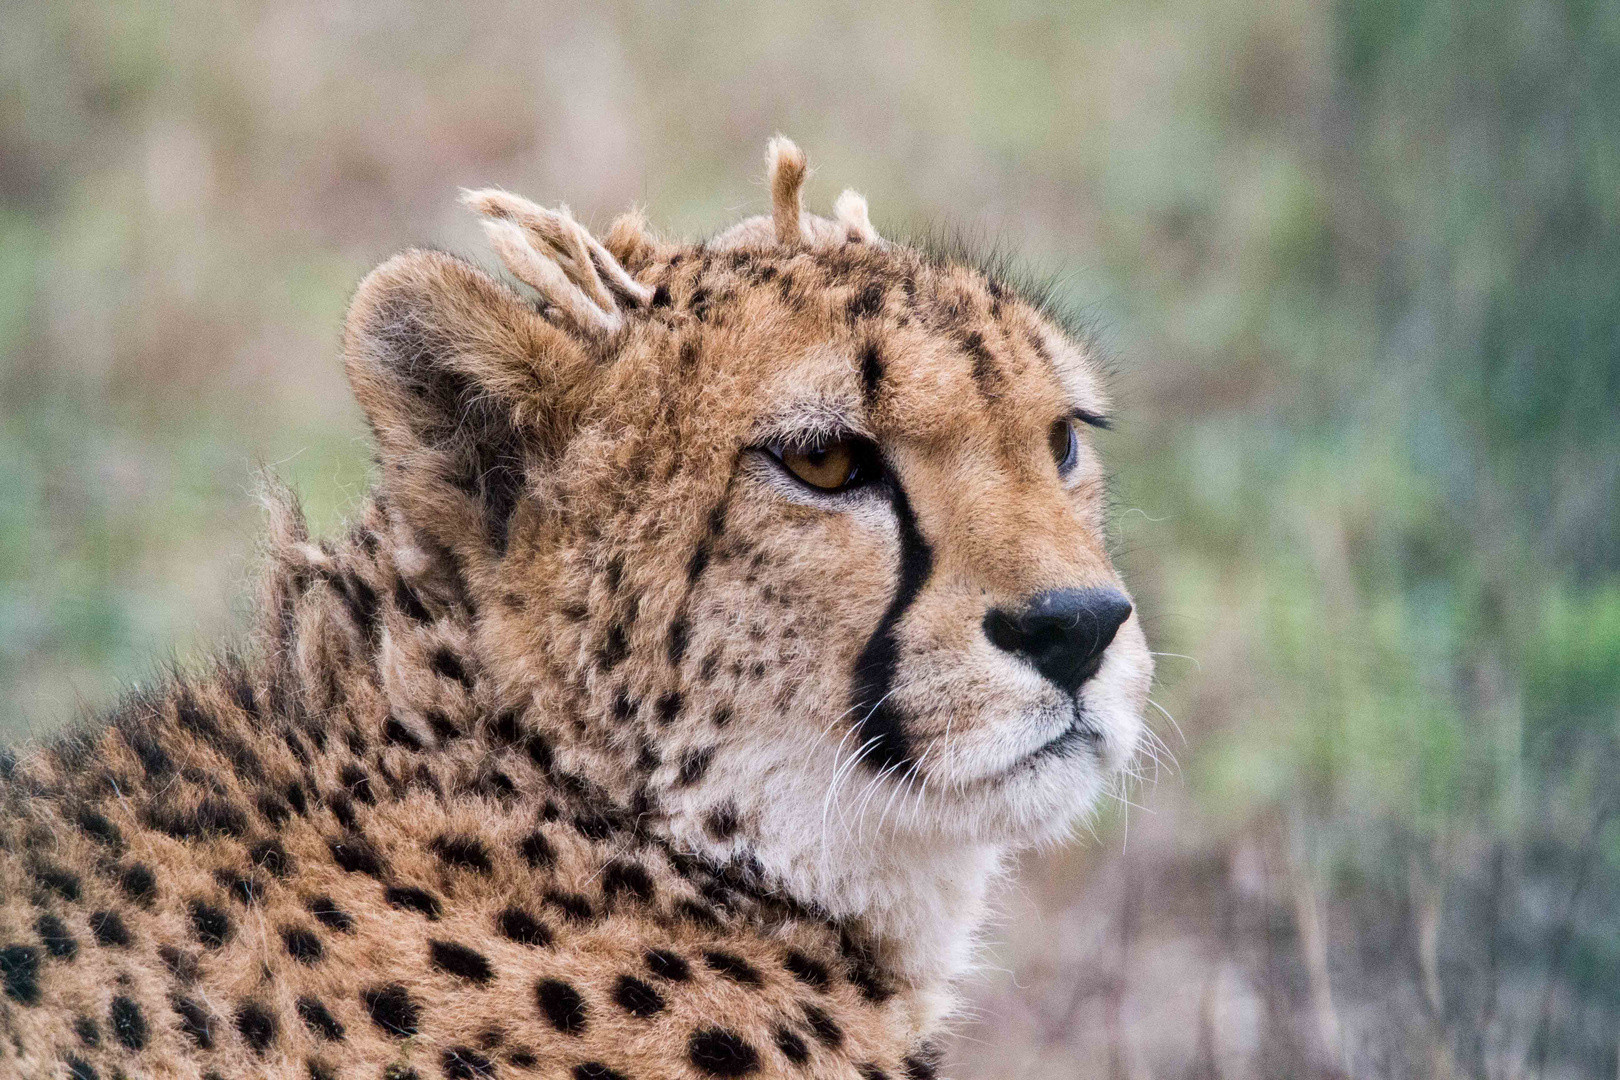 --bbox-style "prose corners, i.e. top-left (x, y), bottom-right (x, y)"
top-left (1025, 707), bottom-right (1102, 765)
